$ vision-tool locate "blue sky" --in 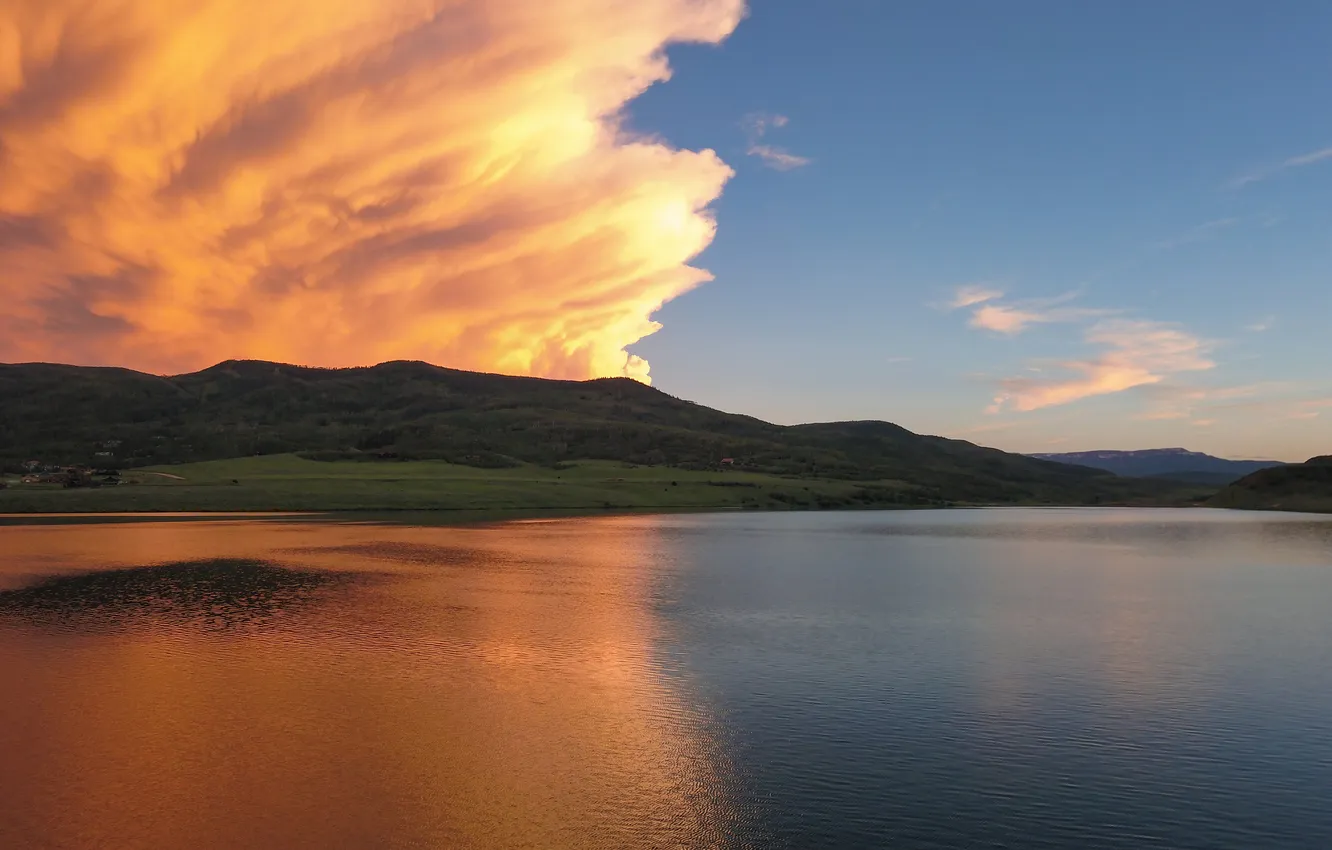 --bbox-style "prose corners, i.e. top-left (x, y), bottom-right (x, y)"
top-left (626, 1), bottom-right (1332, 460)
